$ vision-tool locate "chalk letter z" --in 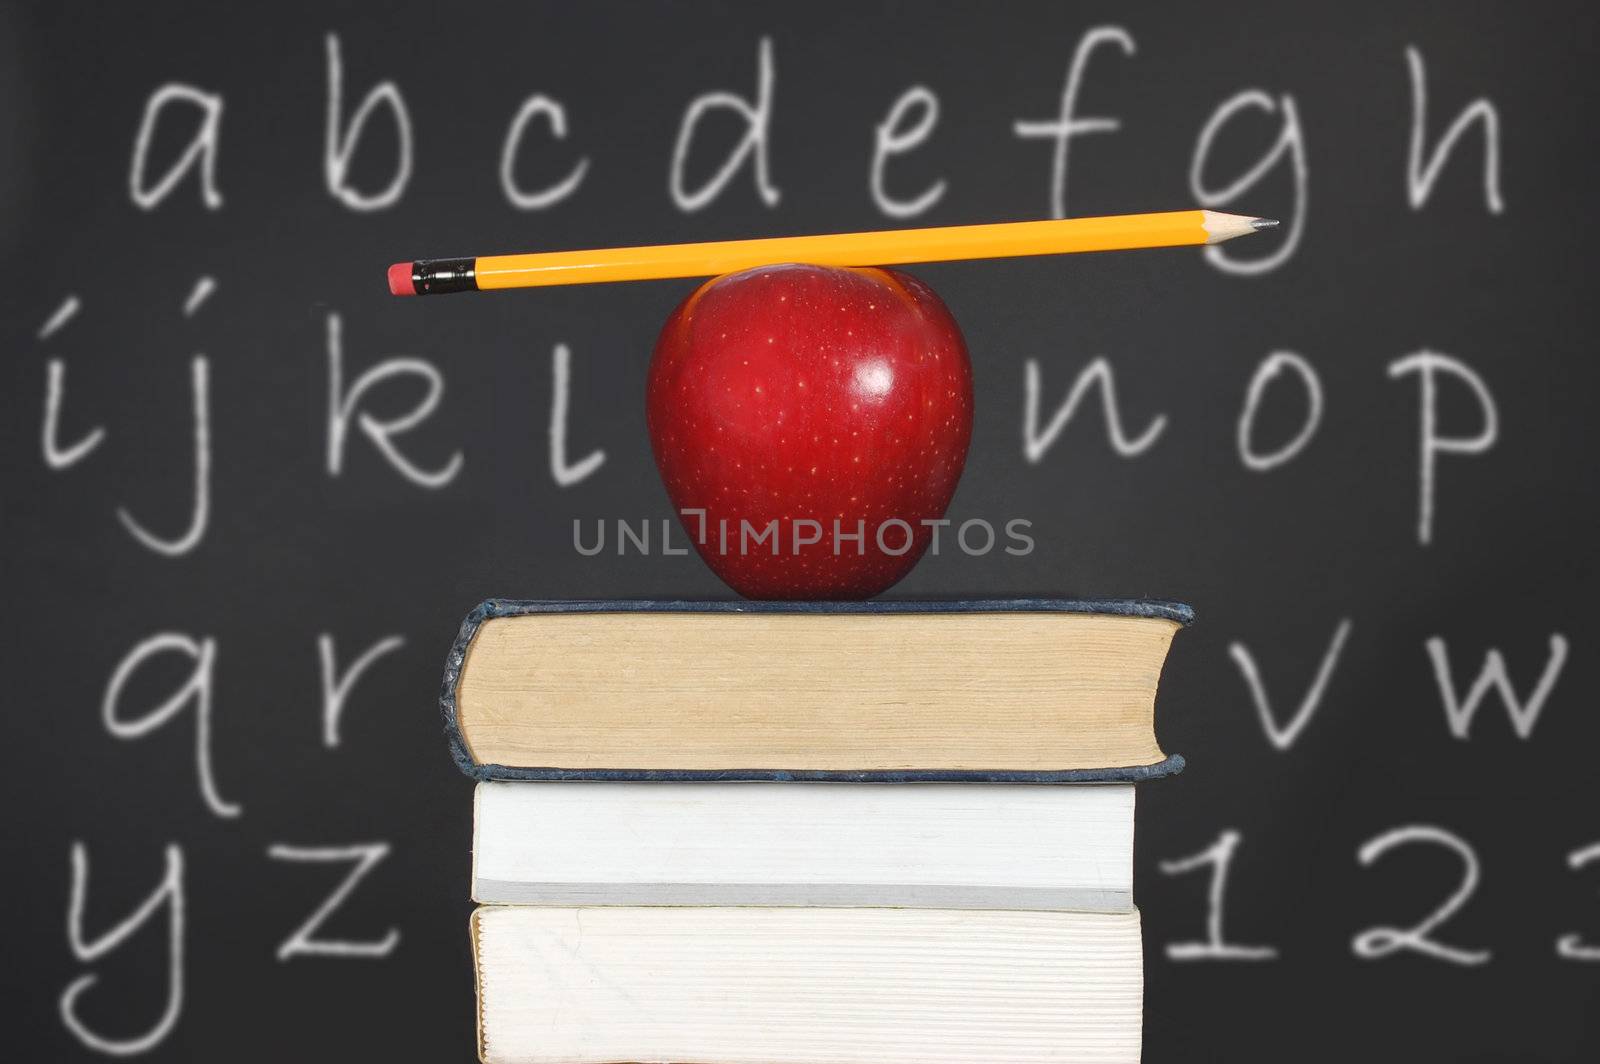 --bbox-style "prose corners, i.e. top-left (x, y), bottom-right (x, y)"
top-left (268, 843), bottom-right (400, 960)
